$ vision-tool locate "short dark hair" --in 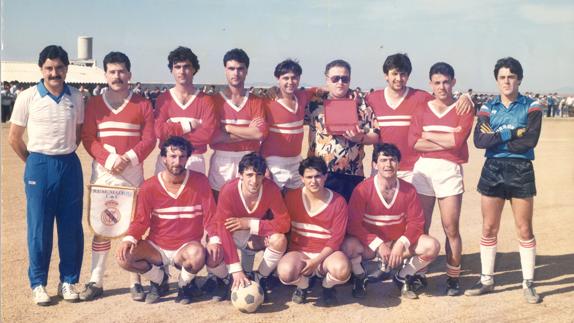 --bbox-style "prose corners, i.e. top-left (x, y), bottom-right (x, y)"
top-left (223, 48), bottom-right (250, 68)
top-left (168, 46), bottom-right (200, 74)
top-left (274, 59), bottom-right (302, 78)
top-left (238, 152), bottom-right (266, 175)
top-left (298, 156), bottom-right (328, 176)
top-left (103, 51), bottom-right (131, 72)
top-left (494, 57), bottom-right (523, 81)
top-left (160, 136), bottom-right (193, 157)
top-left (383, 53), bottom-right (412, 75)
top-left (372, 143), bottom-right (401, 163)
top-left (429, 62), bottom-right (455, 80)
top-left (324, 59), bottom-right (351, 76)
top-left (38, 45), bottom-right (69, 67)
